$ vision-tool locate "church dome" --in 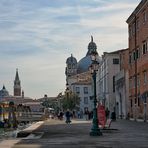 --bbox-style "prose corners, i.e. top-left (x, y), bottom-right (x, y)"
top-left (0, 85), bottom-right (9, 98)
top-left (77, 55), bottom-right (101, 74)
top-left (77, 55), bottom-right (92, 74)
top-left (66, 54), bottom-right (77, 64)
top-left (77, 36), bottom-right (101, 74)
